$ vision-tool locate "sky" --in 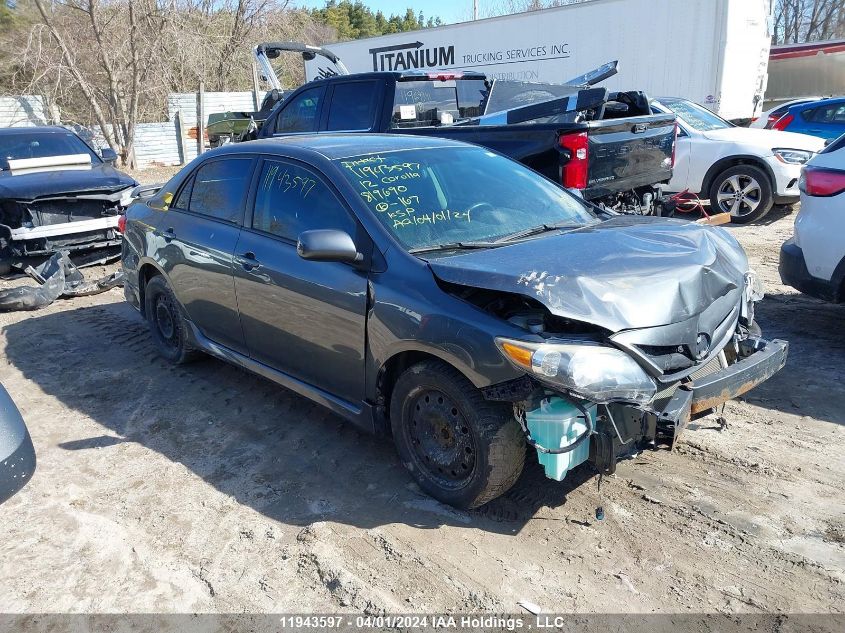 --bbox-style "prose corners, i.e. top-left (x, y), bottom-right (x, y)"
top-left (294, 0), bottom-right (478, 25)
